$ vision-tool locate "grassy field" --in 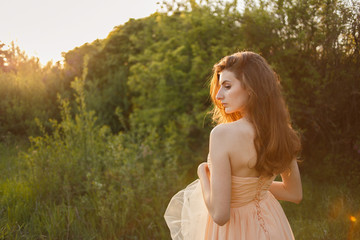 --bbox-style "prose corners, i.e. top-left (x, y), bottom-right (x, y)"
top-left (1, 140), bottom-right (359, 239)
top-left (285, 175), bottom-right (360, 239)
